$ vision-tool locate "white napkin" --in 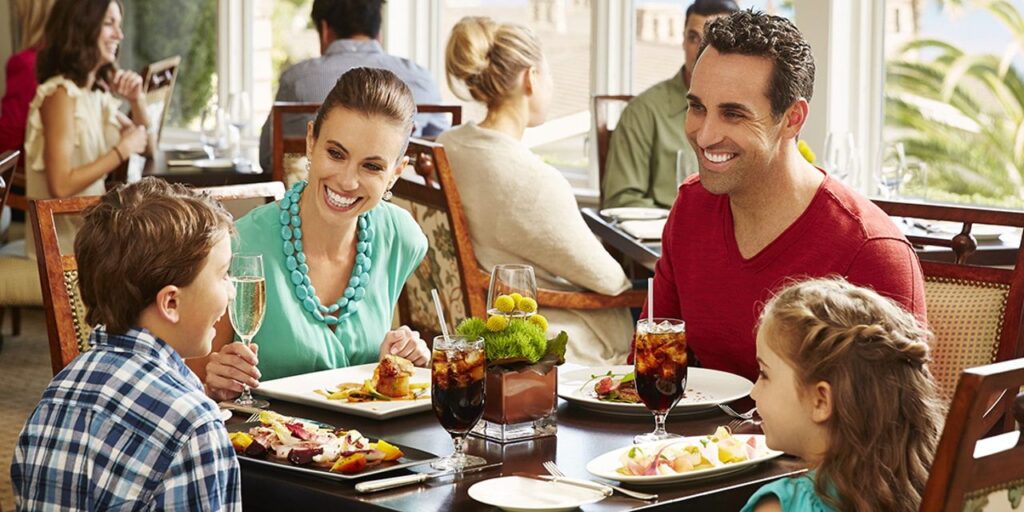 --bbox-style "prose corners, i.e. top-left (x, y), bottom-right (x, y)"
top-left (619, 219), bottom-right (666, 240)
